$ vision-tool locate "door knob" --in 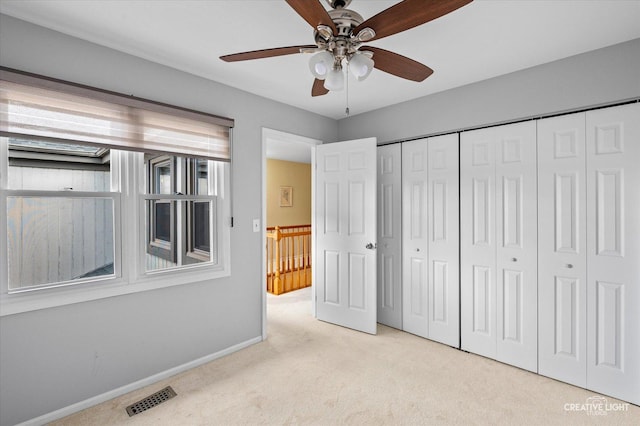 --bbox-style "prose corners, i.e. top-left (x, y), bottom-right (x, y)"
top-left (511, 257), bottom-right (517, 262)
top-left (365, 242), bottom-right (377, 250)
top-left (416, 248), bottom-right (420, 252)
top-left (566, 264), bottom-right (574, 269)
